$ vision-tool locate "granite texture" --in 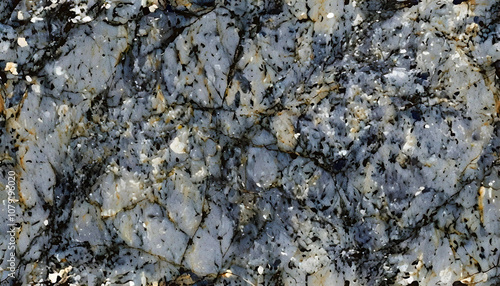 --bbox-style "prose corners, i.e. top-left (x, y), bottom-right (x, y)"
top-left (1, 0), bottom-right (500, 285)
